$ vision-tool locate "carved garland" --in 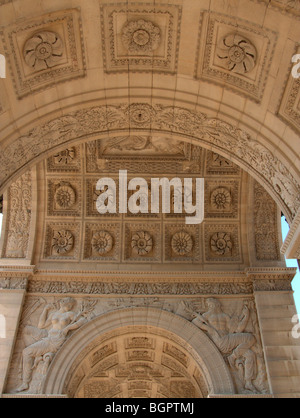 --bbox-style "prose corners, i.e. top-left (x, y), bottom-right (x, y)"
top-left (0, 104), bottom-right (299, 221)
